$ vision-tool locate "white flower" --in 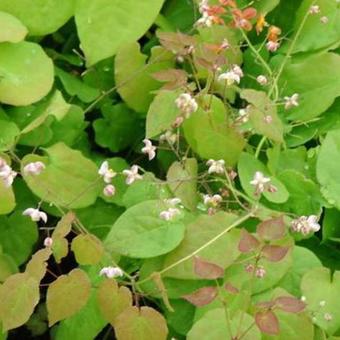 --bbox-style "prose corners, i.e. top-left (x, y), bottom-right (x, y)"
top-left (256, 75), bottom-right (268, 86)
top-left (99, 266), bottom-right (124, 279)
top-left (141, 139), bottom-right (156, 161)
top-left (165, 198), bottom-right (182, 206)
top-left (206, 159), bottom-right (225, 174)
top-left (250, 171), bottom-right (271, 195)
top-left (284, 93), bottom-right (299, 110)
top-left (198, 0), bottom-right (209, 13)
top-left (266, 41), bottom-right (280, 52)
top-left (218, 65), bottom-right (243, 86)
top-left (232, 65), bottom-right (244, 78)
top-left (44, 237), bottom-right (53, 247)
top-left (309, 5), bottom-right (320, 14)
top-left (291, 215), bottom-right (320, 235)
top-left (255, 266), bottom-right (266, 278)
top-left (203, 194), bottom-right (222, 207)
top-left (238, 108), bottom-right (249, 123)
top-left (160, 207), bottom-right (180, 221)
top-left (324, 313), bottom-right (332, 322)
top-left (0, 160), bottom-right (17, 188)
top-left (23, 161), bottom-right (46, 176)
top-left (320, 16), bottom-right (329, 24)
top-left (23, 208), bottom-right (48, 223)
top-left (123, 165), bottom-right (142, 185)
top-left (160, 131), bottom-right (177, 145)
top-left (103, 184), bottom-right (115, 197)
top-left (175, 93), bottom-right (198, 118)
top-left (196, 12), bottom-right (214, 27)
top-left (98, 161), bottom-right (116, 183)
